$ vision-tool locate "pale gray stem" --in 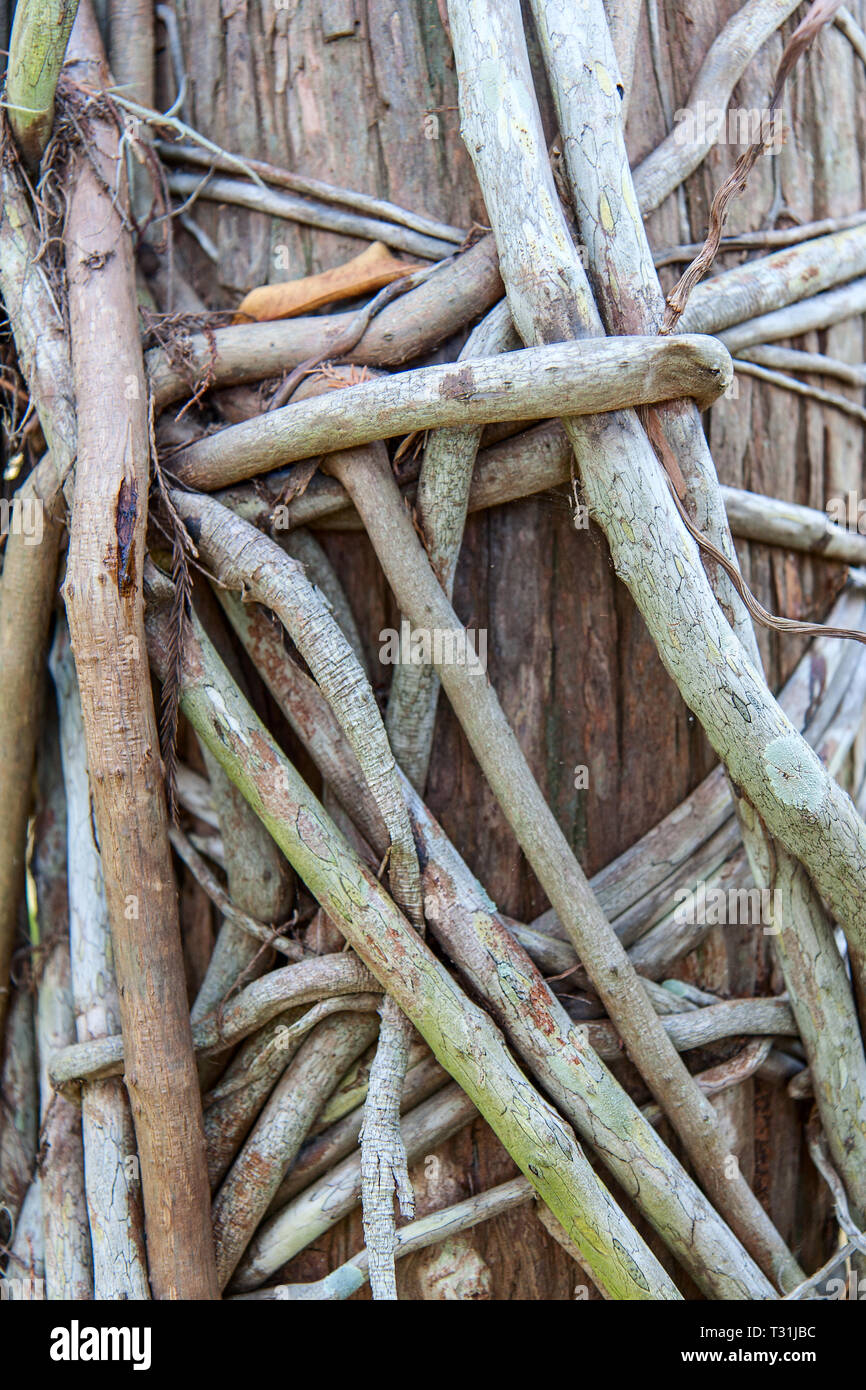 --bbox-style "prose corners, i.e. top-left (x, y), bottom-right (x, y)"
top-left (204, 1010), bottom-right (309, 1191)
top-left (731, 358), bottom-right (866, 424)
top-left (532, 0), bottom-right (866, 1220)
top-left (448, 0), bottom-right (813, 1291)
top-left (33, 733), bottom-right (92, 1300)
top-left (211, 544), bottom-right (777, 1298)
top-left (684, 229), bottom-right (866, 338)
top-left (604, 0), bottom-right (641, 116)
top-left (211, 1013), bottom-right (378, 1289)
top-left (281, 529), bottom-right (370, 676)
top-left (167, 487), bottom-right (423, 1295)
top-left (50, 953), bottom-right (378, 1092)
top-left (235, 1086), bottom-right (477, 1291)
top-left (386, 299), bottom-right (518, 791)
top-left (272, 1054), bottom-right (448, 1210)
top-left (190, 749), bottom-right (295, 1023)
top-left (6, 1178), bottom-right (44, 1293)
top-left (232, 415), bottom-right (866, 567)
top-left (721, 276), bottom-right (866, 352)
top-left (155, 140), bottom-right (465, 246)
top-left (50, 621), bottom-right (149, 1299)
top-left (737, 344), bottom-right (866, 387)
top-left (143, 589), bottom-right (682, 1299)
top-left (632, 0), bottom-right (803, 213)
top-left (170, 335), bottom-right (732, 491)
top-left (233, 1177), bottom-right (533, 1301)
top-left (163, 170), bottom-right (456, 261)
